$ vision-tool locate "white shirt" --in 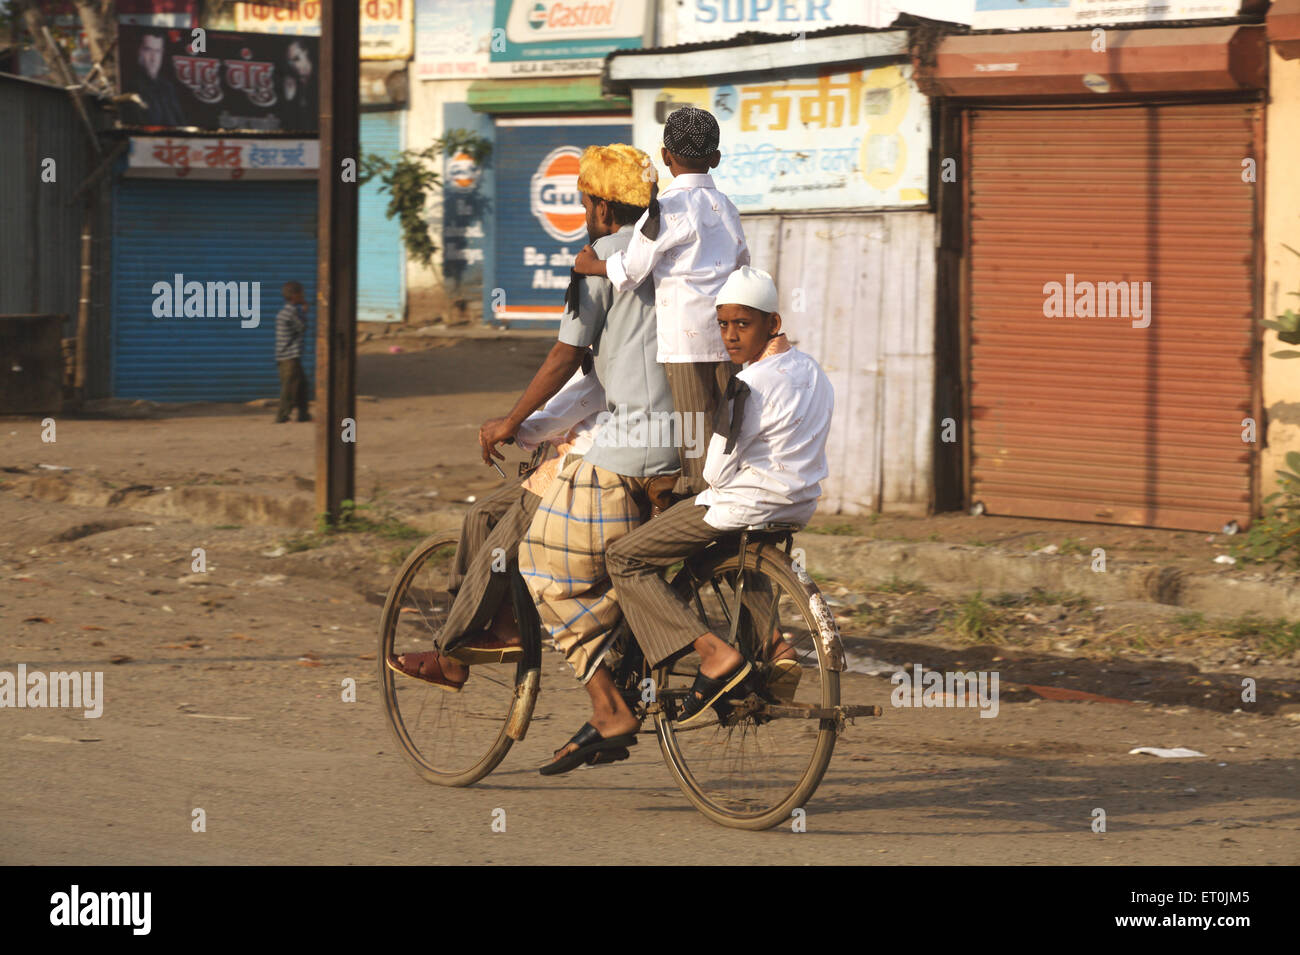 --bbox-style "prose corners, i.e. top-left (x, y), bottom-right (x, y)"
top-left (694, 341), bottom-right (834, 530)
top-left (514, 367), bottom-right (605, 456)
top-left (603, 173), bottom-right (750, 364)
